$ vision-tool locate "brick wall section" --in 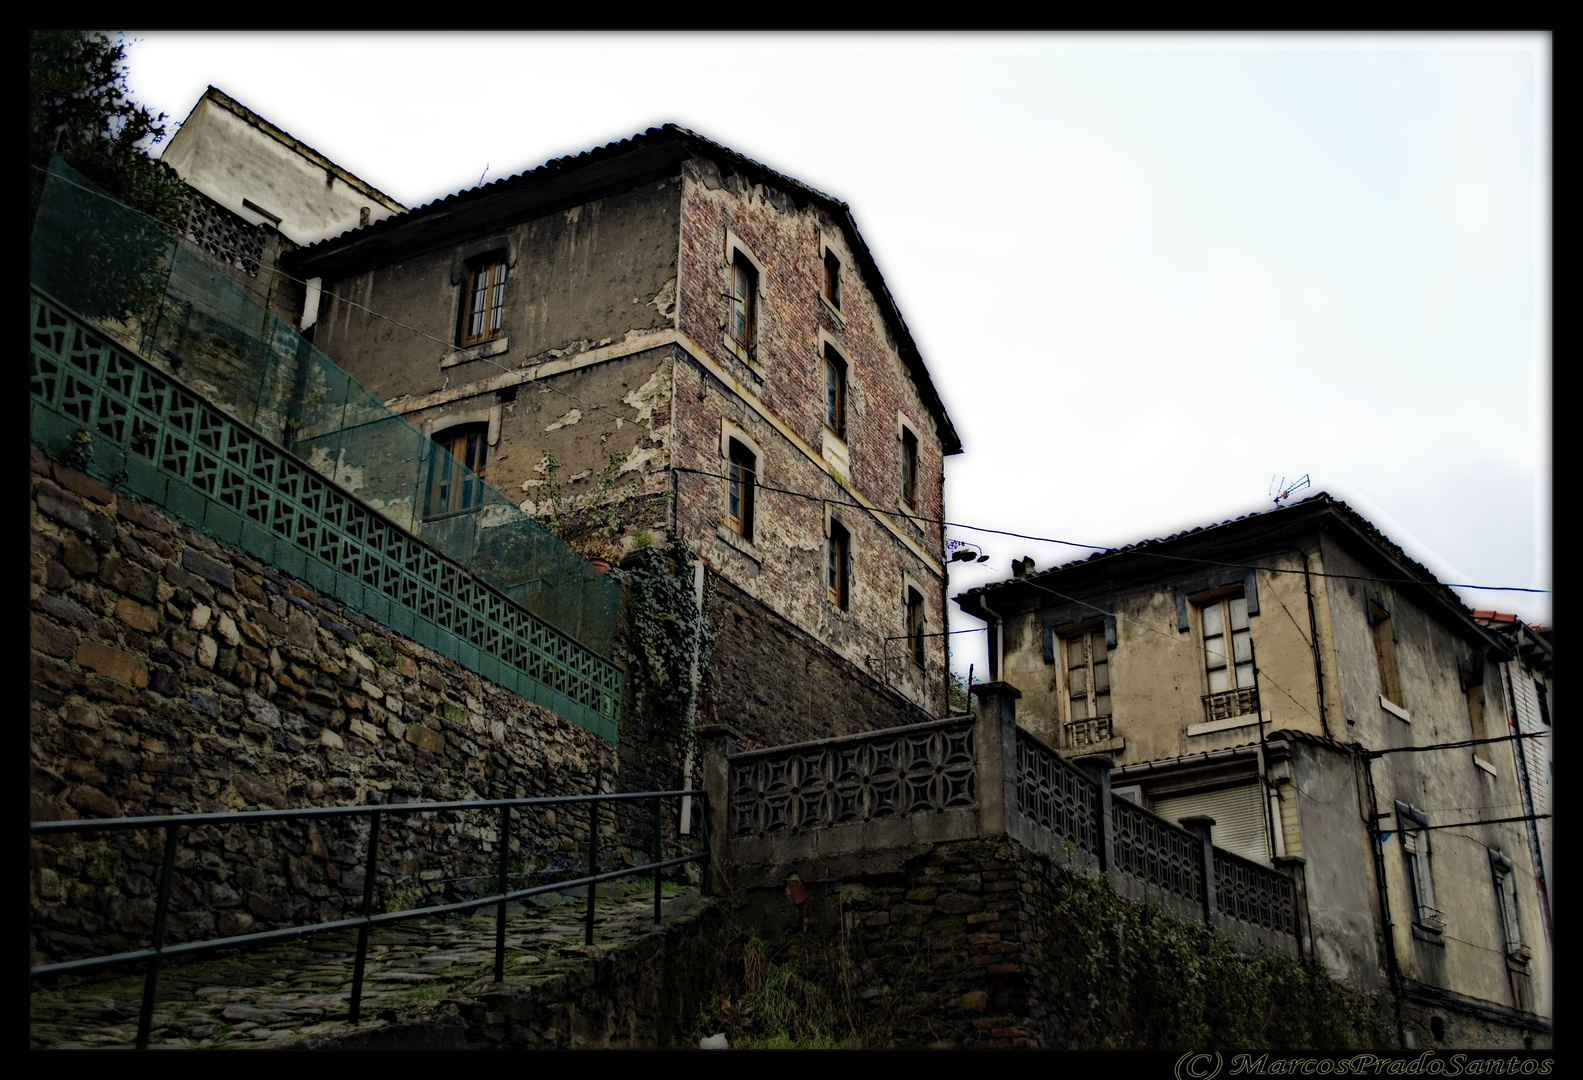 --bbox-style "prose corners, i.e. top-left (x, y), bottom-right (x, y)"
top-left (27, 448), bottom-right (660, 966)
top-left (674, 156), bottom-right (950, 720)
